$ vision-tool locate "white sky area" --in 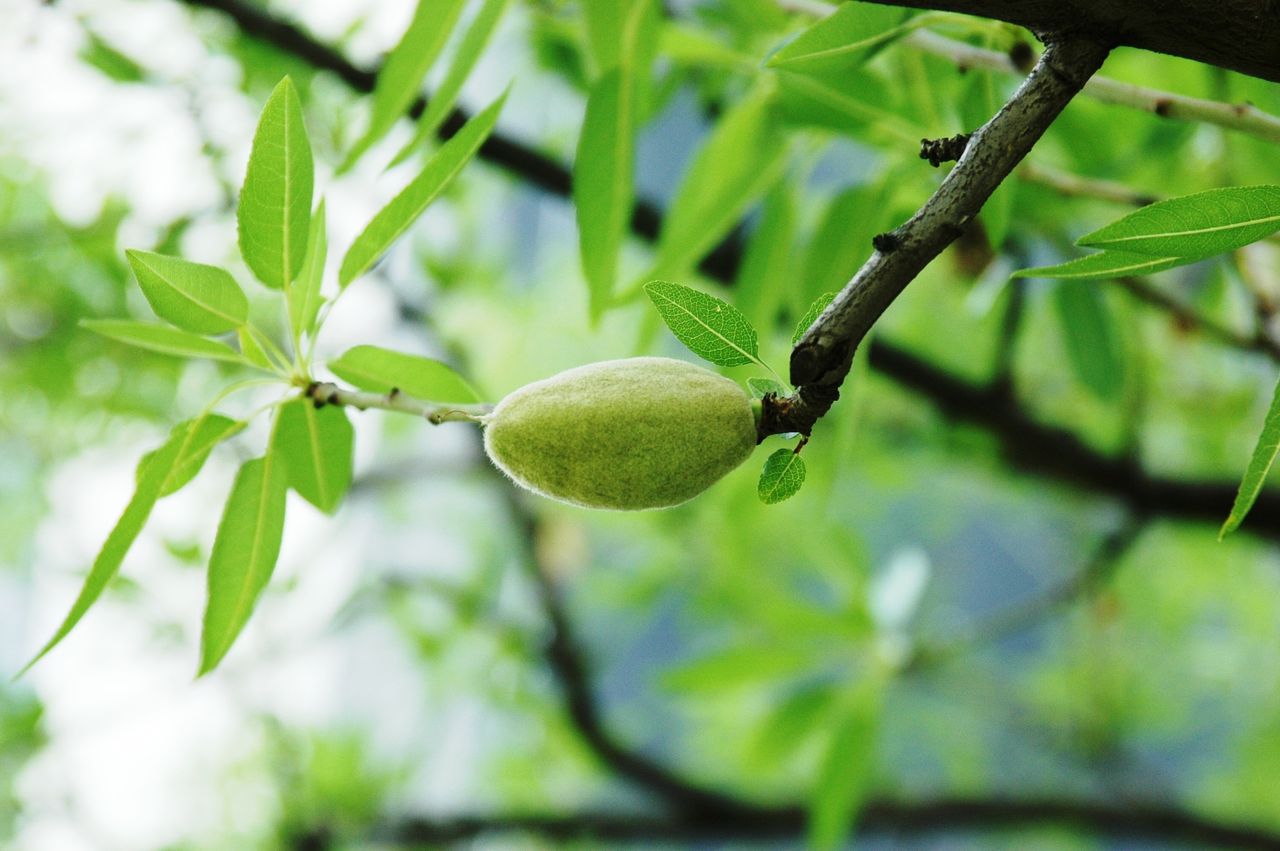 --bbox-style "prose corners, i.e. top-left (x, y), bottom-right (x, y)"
top-left (0, 0), bottom-right (569, 847)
